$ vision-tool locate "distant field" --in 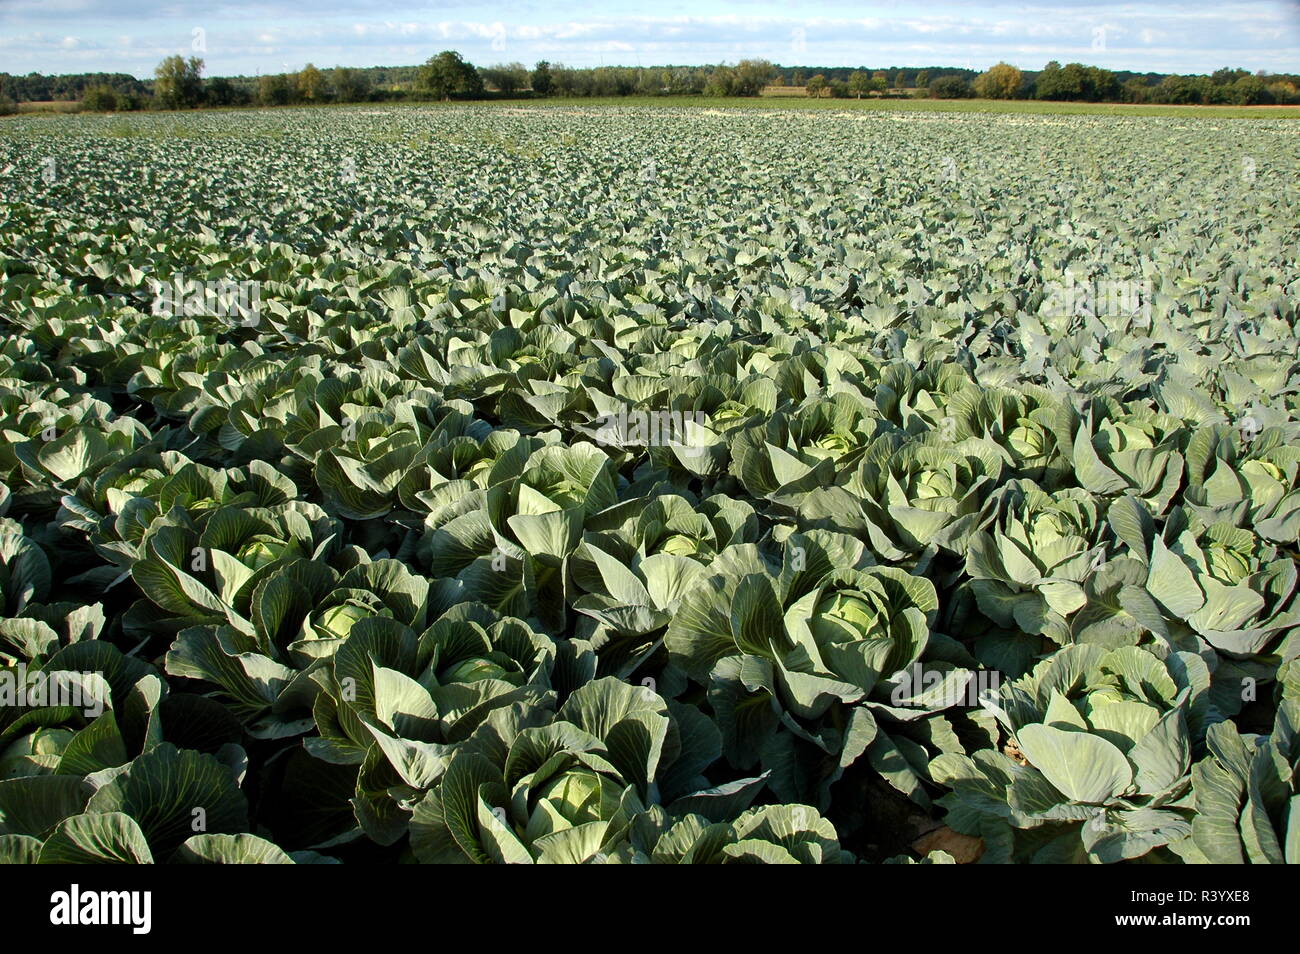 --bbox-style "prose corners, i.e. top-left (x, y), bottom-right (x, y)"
top-left (6, 94), bottom-right (1299, 121)
top-left (505, 94), bottom-right (1300, 119)
top-left (15, 100), bottom-right (81, 114)
top-left (760, 85), bottom-right (918, 100)
top-left (452, 94), bottom-right (1300, 120)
